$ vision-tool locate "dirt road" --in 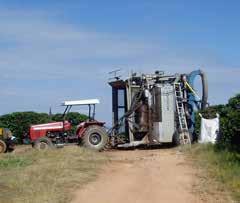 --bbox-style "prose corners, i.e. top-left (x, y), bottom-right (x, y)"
top-left (72, 148), bottom-right (206, 203)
